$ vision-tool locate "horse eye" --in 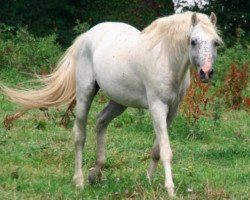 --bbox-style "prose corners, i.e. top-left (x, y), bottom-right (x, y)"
top-left (191, 40), bottom-right (196, 46)
top-left (214, 41), bottom-right (220, 47)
